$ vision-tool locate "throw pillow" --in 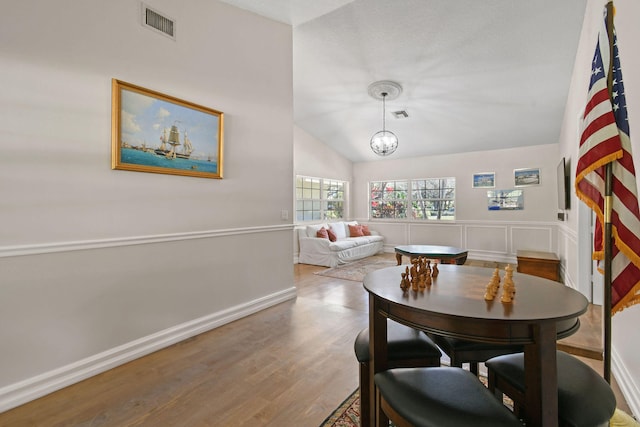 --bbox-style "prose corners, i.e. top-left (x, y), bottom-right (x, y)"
top-left (327, 228), bottom-right (337, 242)
top-left (345, 221), bottom-right (359, 236)
top-left (316, 227), bottom-right (329, 239)
top-left (348, 224), bottom-right (365, 237)
top-left (361, 224), bottom-right (372, 236)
